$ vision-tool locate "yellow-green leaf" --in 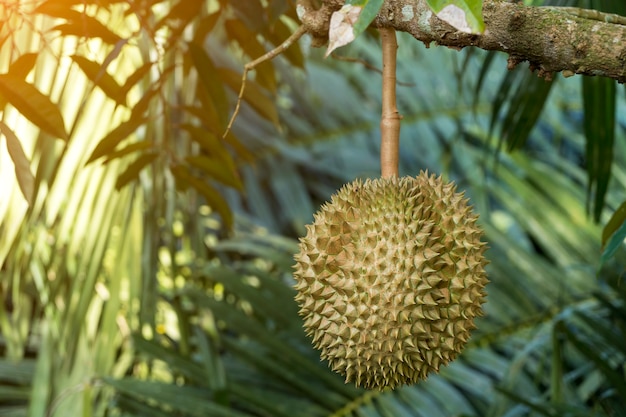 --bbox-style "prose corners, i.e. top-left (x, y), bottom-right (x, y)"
top-left (102, 141), bottom-right (153, 165)
top-left (86, 116), bottom-right (148, 164)
top-left (115, 153), bottom-right (158, 189)
top-left (7, 53), bottom-right (38, 79)
top-left (0, 75), bottom-right (68, 140)
top-left (0, 53), bottom-right (39, 109)
top-left (52, 17), bottom-right (123, 45)
top-left (72, 55), bottom-right (126, 106)
top-left (120, 61), bottom-right (154, 96)
top-left (32, 0), bottom-right (83, 21)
